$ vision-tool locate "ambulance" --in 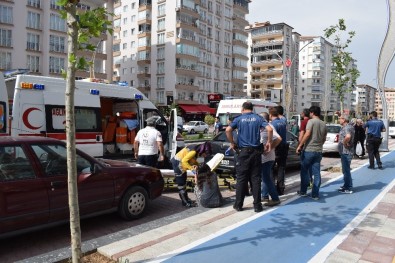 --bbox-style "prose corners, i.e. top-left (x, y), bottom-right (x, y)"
top-left (216, 98), bottom-right (277, 127)
top-left (0, 74), bottom-right (180, 159)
